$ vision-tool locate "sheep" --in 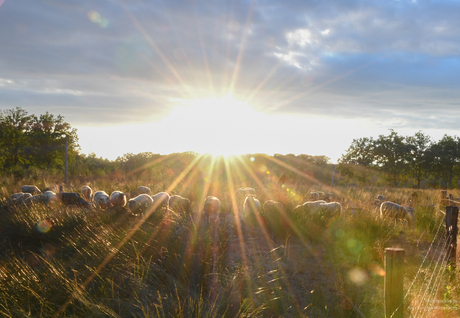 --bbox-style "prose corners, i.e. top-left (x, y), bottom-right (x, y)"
top-left (204, 196), bottom-right (220, 215)
top-left (243, 195), bottom-right (261, 228)
top-left (10, 192), bottom-right (32, 207)
top-left (169, 195), bottom-right (191, 214)
top-left (9, 192), bottom-right (25, 202)
top-left (57, 192), bottom-right (90, 207)
top-left (25, 191), bottom-right (58, 207)
top-left (128, 194), bottom-right (154, 215)
top-left (94, 191), bottom-right (110, 209)
top-left (318, 202), bottom-right (342, 217)
top-left (81, 186), bottom-right (93, 201)
top-left (377, 195), bottom-right (386, 202)
top-left (380, 201), bottom-right (413, 225)
top-left (21, 185), bottom-right (41, 195)
top-left (263, 200), bottom-right (285, 217)
top-left (110, 191), bottom-right (127, 208)
top-left (292, 200), bottom-right (326, 214)
top-left (151, 192), bottom-right (170, 210)
top-left (305, 192), bottom-right (320, 201)
top-left (243, 195), bottom-right (261, 215)
top-left (137, 186), bottom-right (151, 195)
top-left (263, 200), bottom-right (289, 236)
top-left (236, 187), bottom-right (256, 197)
